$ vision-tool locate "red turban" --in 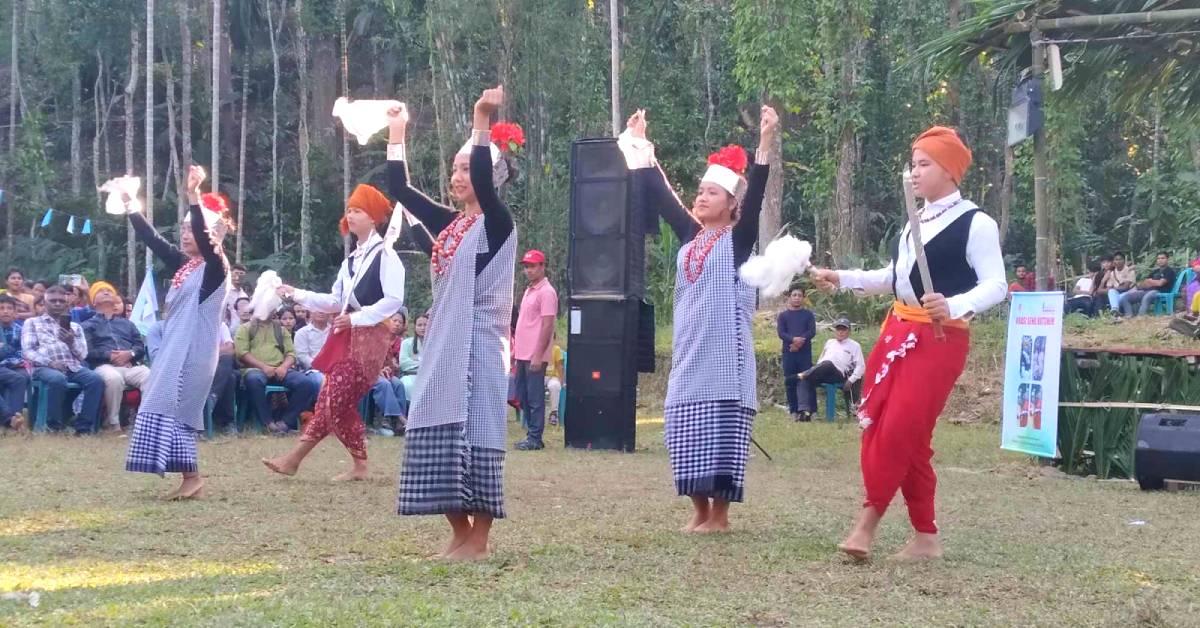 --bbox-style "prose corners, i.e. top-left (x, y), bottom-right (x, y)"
top-left (912, 126), bottom-right (972, 185)
top-left (339, 184), bottom-right (392, 235)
